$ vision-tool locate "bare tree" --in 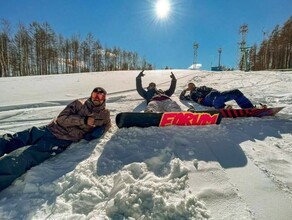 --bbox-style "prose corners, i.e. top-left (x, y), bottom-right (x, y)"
top-left (14, 23), bottom-right (33, 76)
top-left (0, 19), bottom-right (11, 77)
top-left (92, 40), bottom-right (103, 72)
